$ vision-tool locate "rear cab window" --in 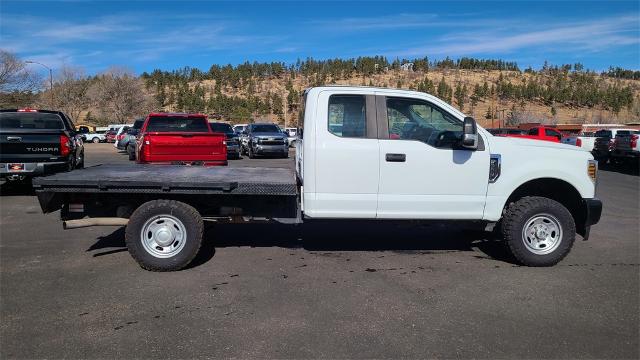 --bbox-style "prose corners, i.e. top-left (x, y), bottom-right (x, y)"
top-left (616, 131), bottom-right (634, 136)
top-left (0, 112), bottom-right (65, 130)
top-left (328, 95), bottom-right (366, 138)
top-left (545, 129), bottom-right (561, 138)
top-left (146, 116), bottom-right (210, 132)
